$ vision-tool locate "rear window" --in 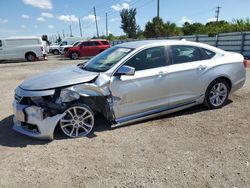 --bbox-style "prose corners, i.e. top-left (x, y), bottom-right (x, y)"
top-left (5, 39), bottom-right (40, 46)
top-left (202, 48), bottom-right (216, 59)
top-left (81, 41), bottom-right (99, 46)
top-left (101, 41), bottom-right (109, 45)
top-left (170, 45), bottom-right (202, 64)
top-left (89, 41), bottom-right (99, 46)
